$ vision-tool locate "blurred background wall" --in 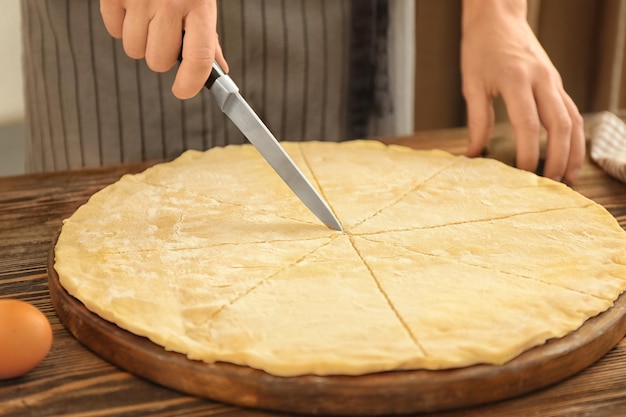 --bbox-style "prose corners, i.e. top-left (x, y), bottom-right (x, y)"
top-left (0, 0), bottom-right (25, 176)
top-left (0, 0), bottom-right (23, 125)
